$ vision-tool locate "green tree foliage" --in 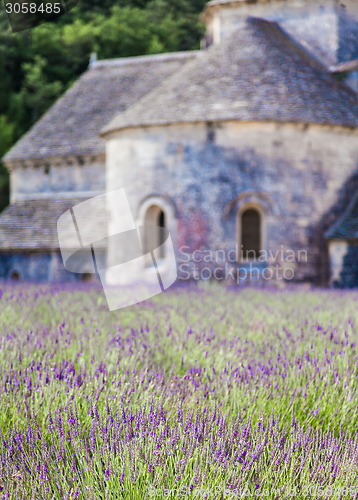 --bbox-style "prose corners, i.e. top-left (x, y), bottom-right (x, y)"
top-left (0, 115), bottom-right (14, 211)
top-left (0, 0), bottom-right (207, 210)
top-left (20, 55), bottom-right (64, 123)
